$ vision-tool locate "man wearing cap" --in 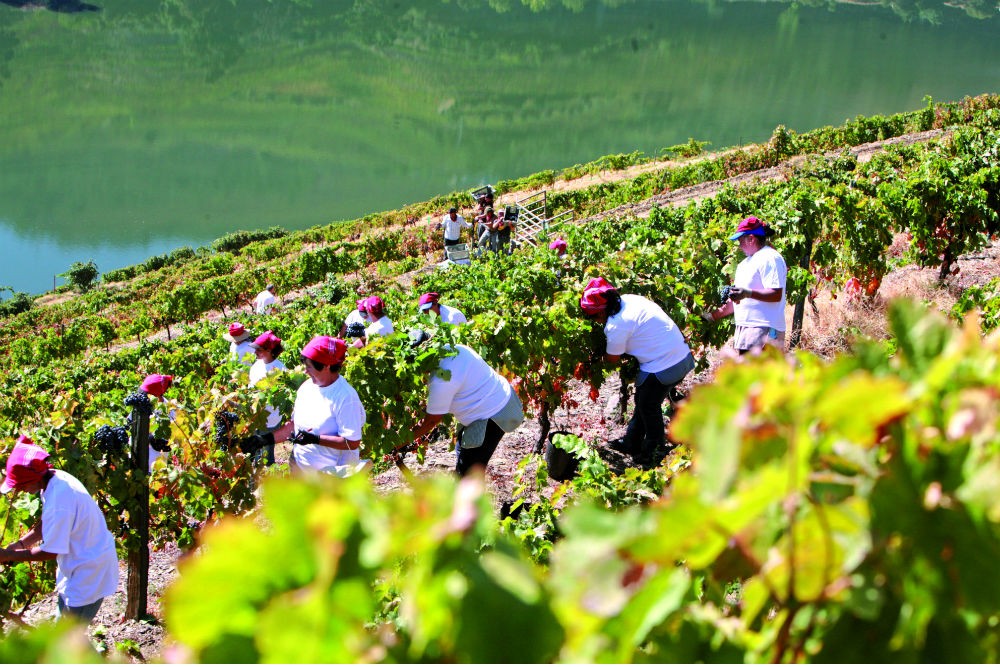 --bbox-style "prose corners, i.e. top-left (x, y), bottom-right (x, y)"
top-left (418, 292), bottom-right (467, 325)
top-left (705, 216), bottom-right (787, 354)
top-left (254, 284), bottom-right (278, 315)
top-left (440, 207), bottom-right (471, 259)
top-left (394, 330), bottom-right (523, 477)
top-left (580, 277), bottom-right (694, 465)
top-left (224, 322), bottom-right (255, 366)
top-left (0, 437), bottom-right (118, 624)
top-left (264, 335), bottom-right (367, 476)
top-left (339, 299), bottom-right (369, 340)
